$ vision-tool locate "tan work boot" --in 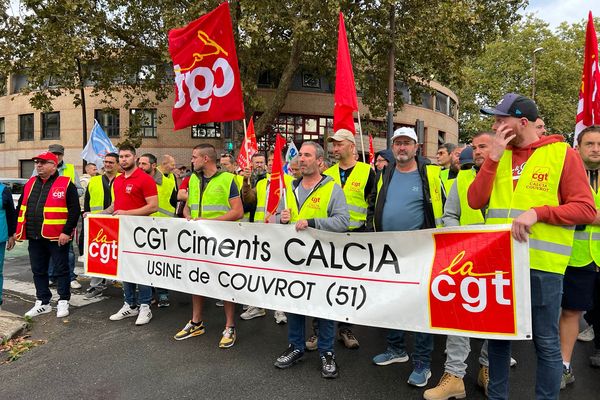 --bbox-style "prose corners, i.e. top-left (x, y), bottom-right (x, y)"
top-left (478, 365), bottom-right (489, 396)
top-left (423, 372), bottom-right (466, 400)
top-left (337, 327), bottom-right (359, 349)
